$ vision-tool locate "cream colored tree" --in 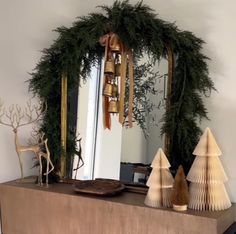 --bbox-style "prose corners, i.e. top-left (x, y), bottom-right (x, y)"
top-left (187, 127), bottom-right (231, 211)
top-left (145, 148), bottom-right (174, 208)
